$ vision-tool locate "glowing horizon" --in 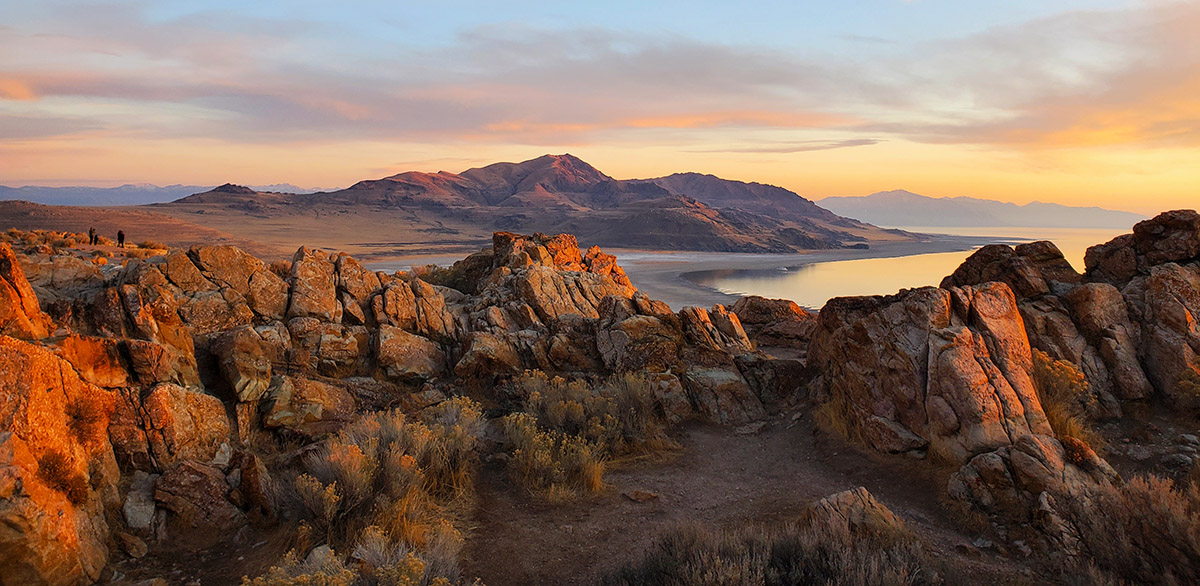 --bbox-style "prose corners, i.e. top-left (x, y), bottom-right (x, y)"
top-left (2, 1), bottom-right (1198, 215)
